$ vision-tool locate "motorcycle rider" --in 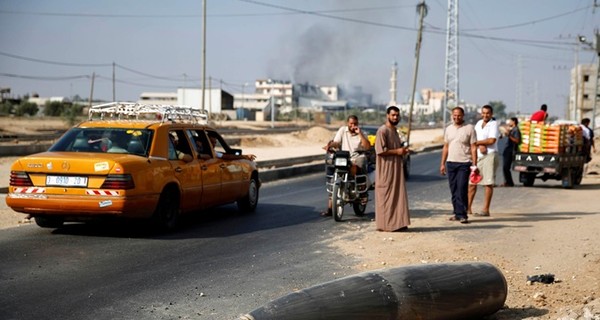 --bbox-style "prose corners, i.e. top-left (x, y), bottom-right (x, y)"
top-left (321, 115), bottom-right (371, 216)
